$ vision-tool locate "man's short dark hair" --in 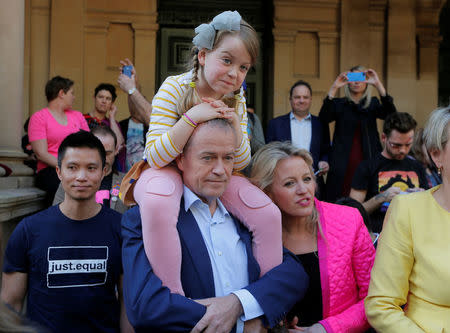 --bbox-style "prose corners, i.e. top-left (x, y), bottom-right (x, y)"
top-left (94, 83), bottom-right (117, 102)
top-left (383, 112), bottom-right (417, 136)
top-left (45, 76), bottom-right (74, 103)
top-left (289, 80), bottom-right (312, 99)
top-left (91, 126), bottom-right (118, 149)
top-left (58, 131), bottom-right (106, 168)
